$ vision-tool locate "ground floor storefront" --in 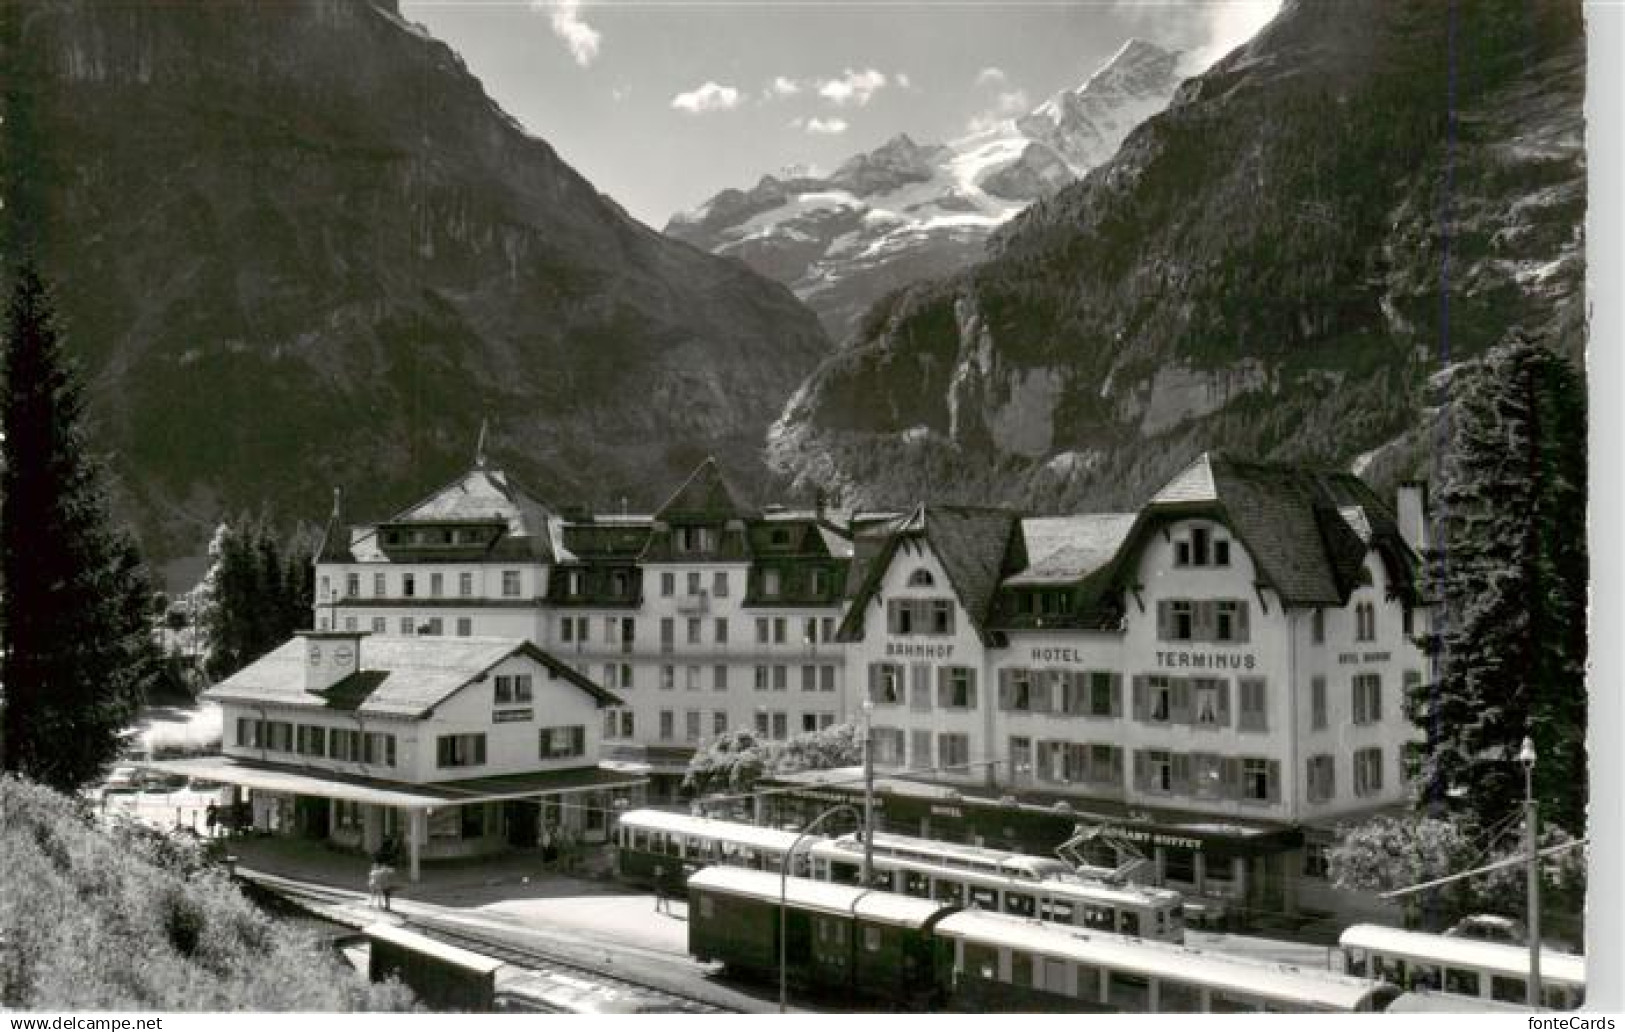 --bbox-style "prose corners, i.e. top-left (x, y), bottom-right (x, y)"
top-left (141, 756), bottom-right (648, 880)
